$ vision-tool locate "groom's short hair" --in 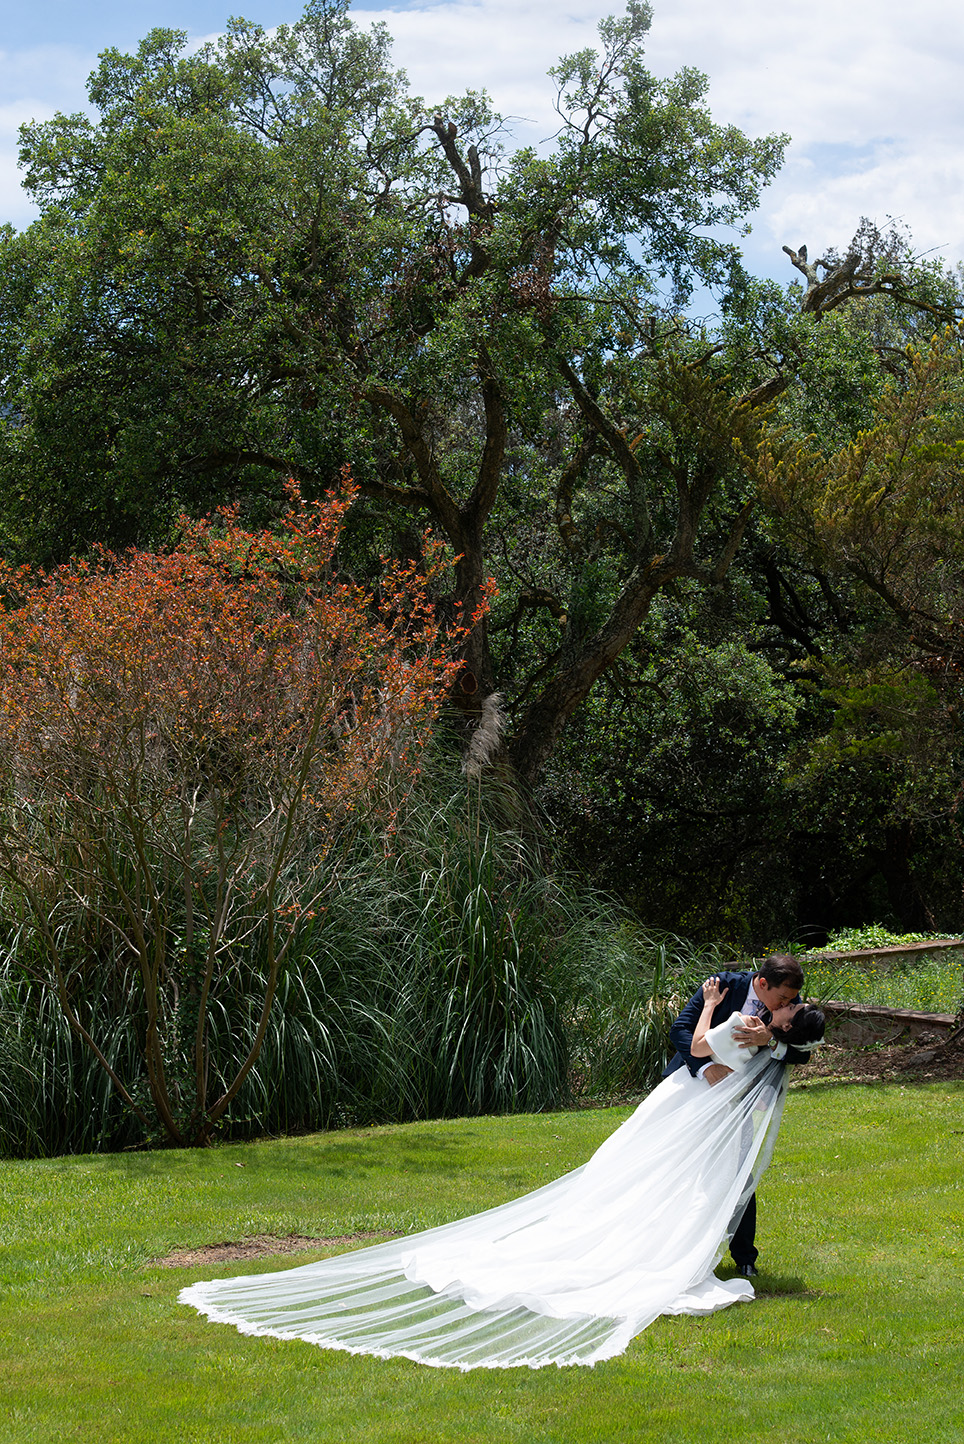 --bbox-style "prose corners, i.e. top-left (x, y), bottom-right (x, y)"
top-left (757, 954), bottom-right (804, 990)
